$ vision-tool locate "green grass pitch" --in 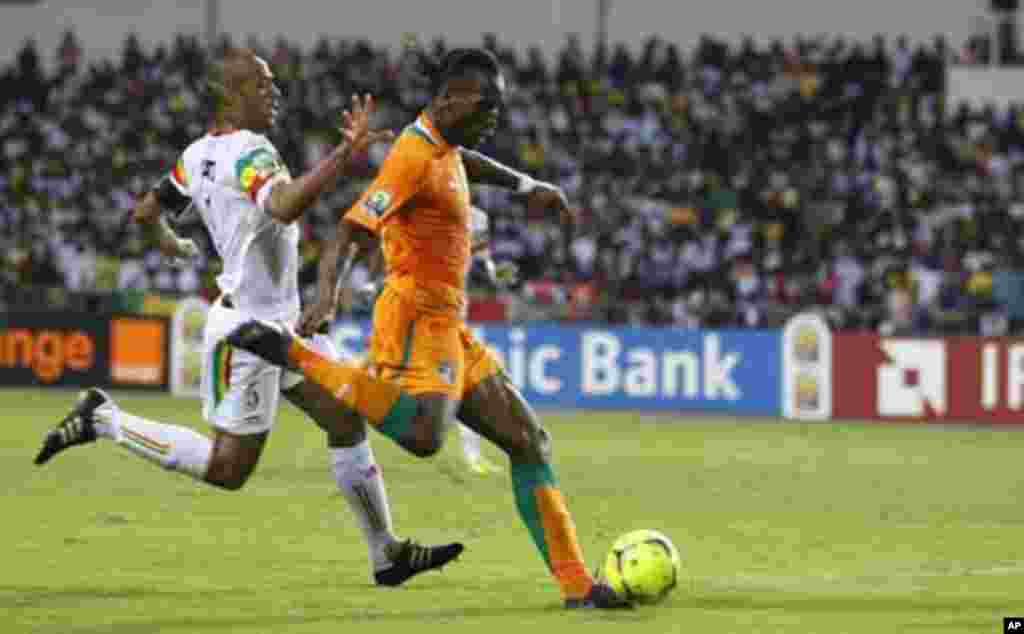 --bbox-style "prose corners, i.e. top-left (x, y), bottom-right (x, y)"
top-left (3, 388), bottom-right (1023, 633)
